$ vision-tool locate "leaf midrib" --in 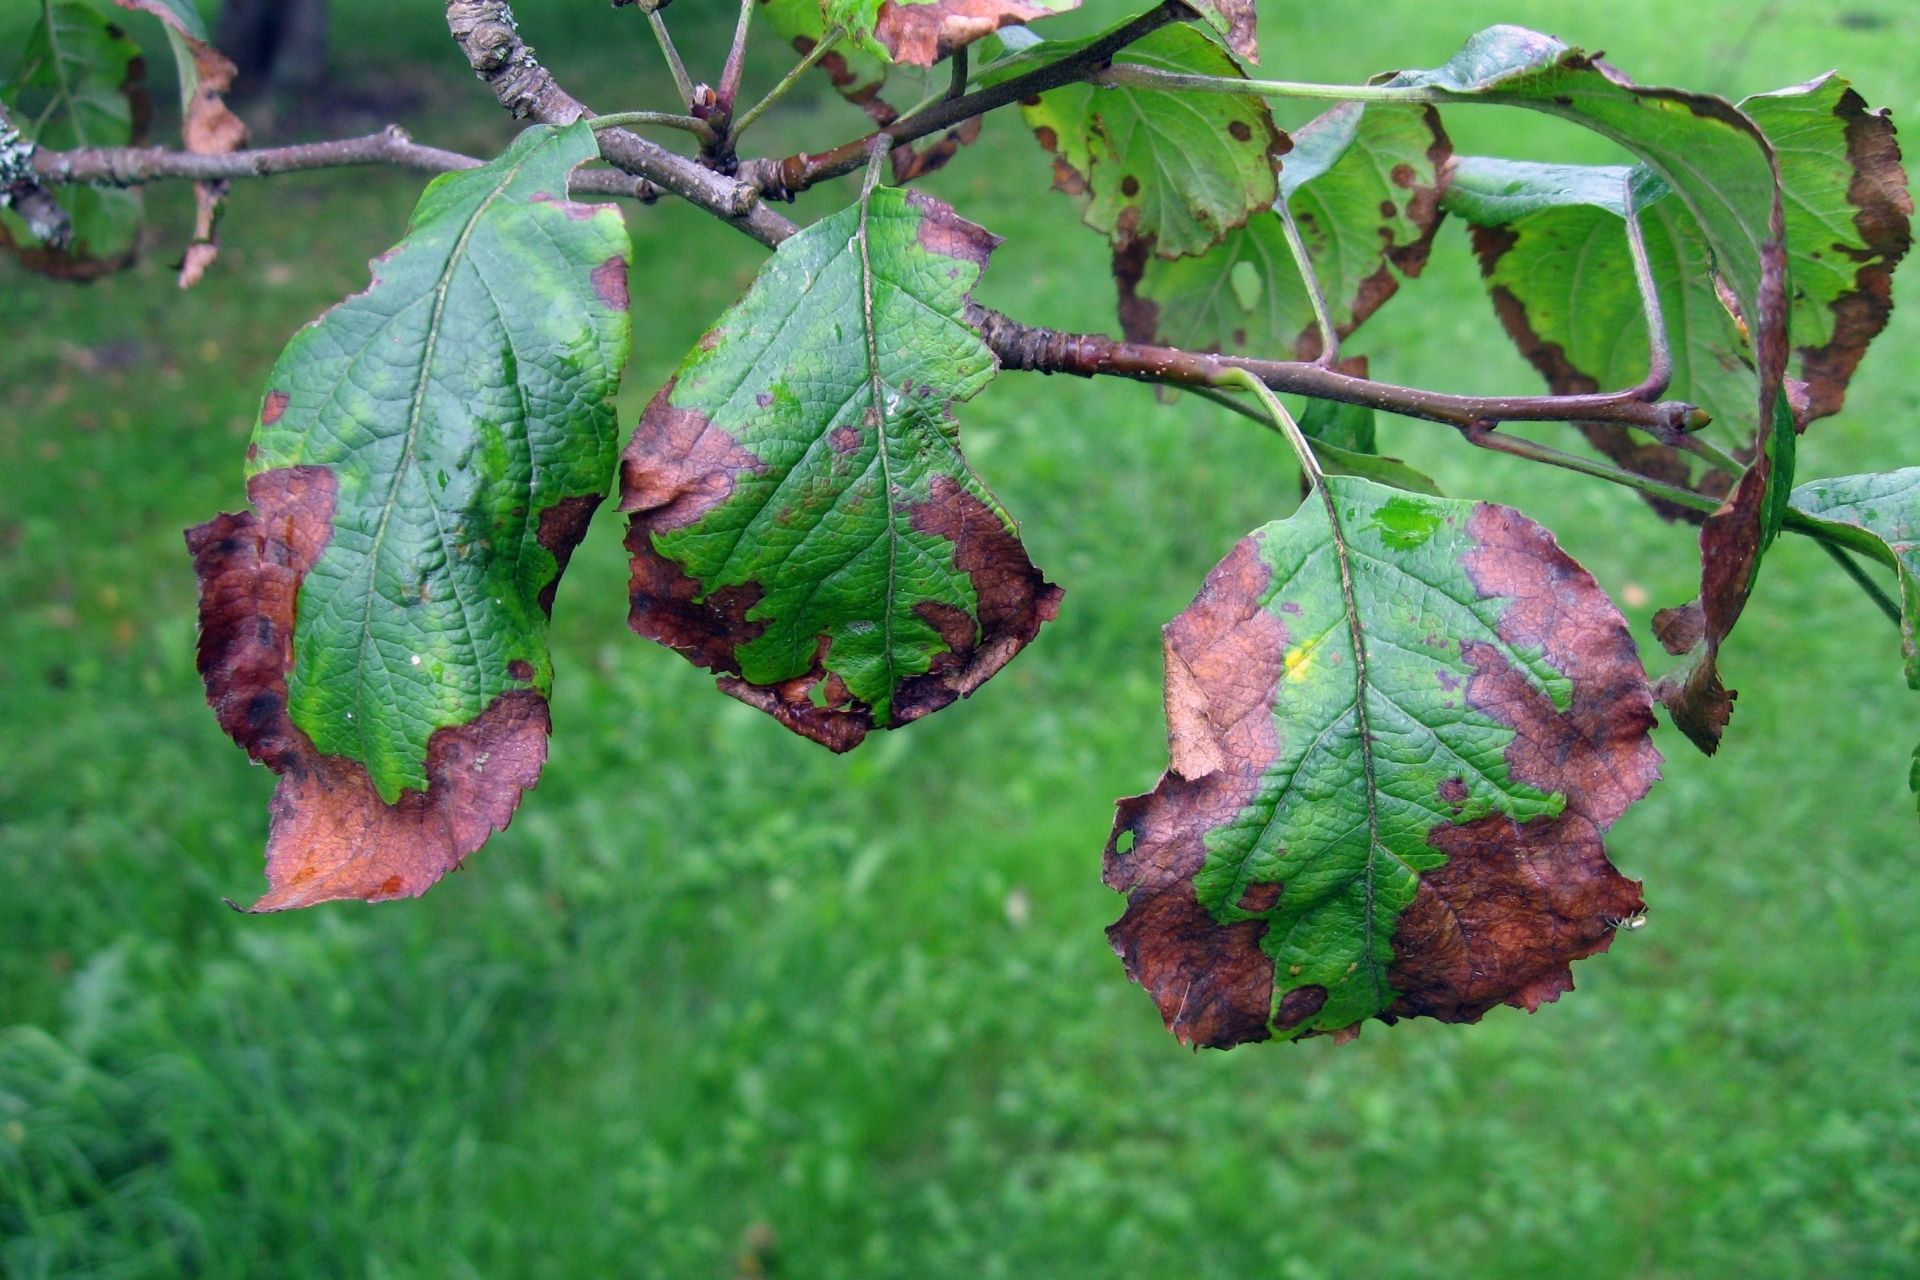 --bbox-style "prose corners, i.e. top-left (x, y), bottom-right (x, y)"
top-left (349, 146), bottom-right (543, 788)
